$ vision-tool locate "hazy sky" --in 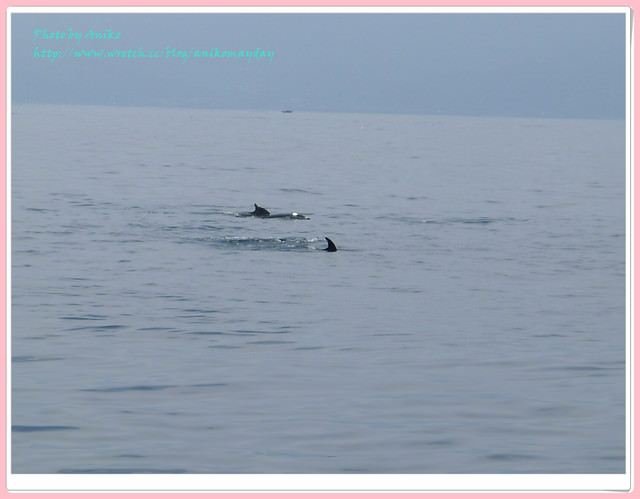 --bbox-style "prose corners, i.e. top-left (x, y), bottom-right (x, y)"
top-left (12, 12), bottom-right (626, 119)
